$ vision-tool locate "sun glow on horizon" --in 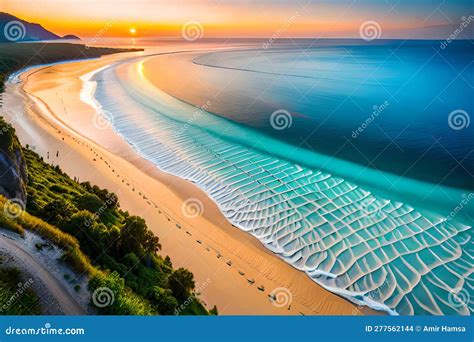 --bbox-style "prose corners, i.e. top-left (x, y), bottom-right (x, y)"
top-left (2, 0), bottom-right (472, 39)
